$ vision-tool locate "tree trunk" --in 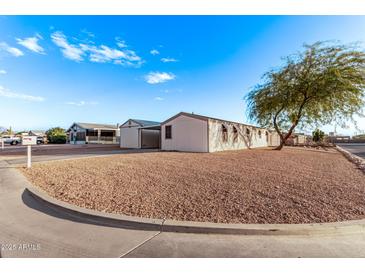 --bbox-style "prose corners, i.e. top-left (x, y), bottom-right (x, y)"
top-left (274, 122), bottom-right (297, 150)
top-left (273, 97), bottom-right (308, 150)
top-left (274, 140), bottom-right (285, 150)
top-left (273, 107), bottom-right (285, 150)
